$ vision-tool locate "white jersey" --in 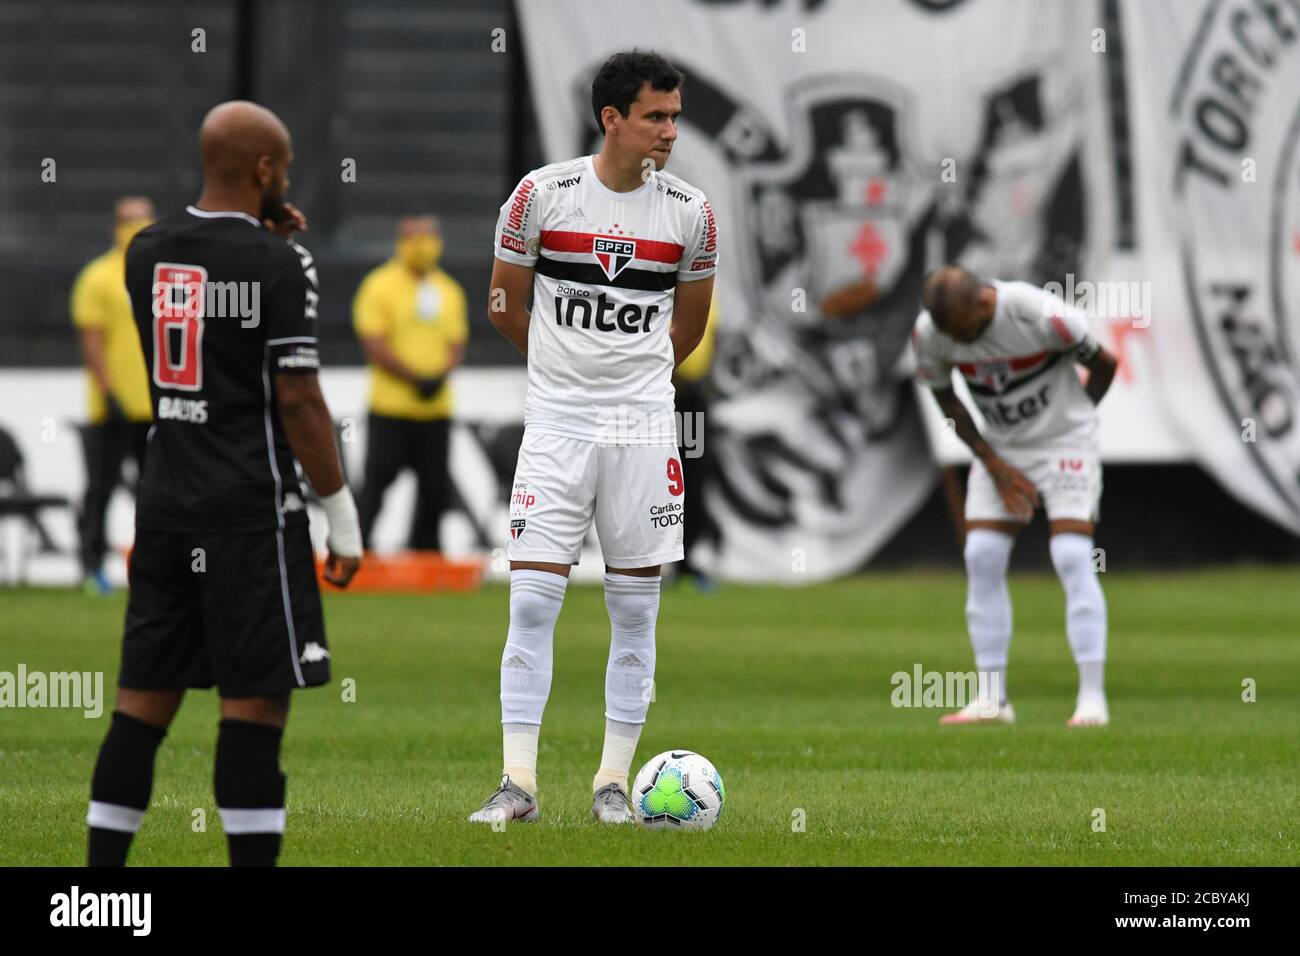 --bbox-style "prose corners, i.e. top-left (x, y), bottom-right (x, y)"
top-left (912, 280), bottom-right (1100, 447)
top-left (492, 155), bottom-right (718, 445)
